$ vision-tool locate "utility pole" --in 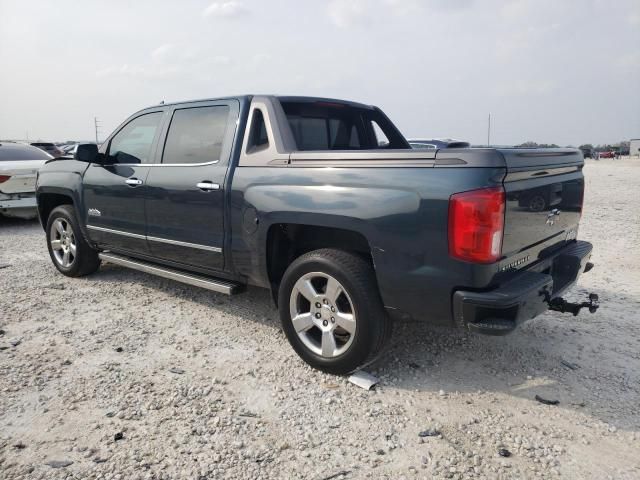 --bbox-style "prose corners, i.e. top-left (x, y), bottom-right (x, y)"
top-left (94, 117), bottom-right (102, 144)
top-left (487, 113), bottom-right (491, 147)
